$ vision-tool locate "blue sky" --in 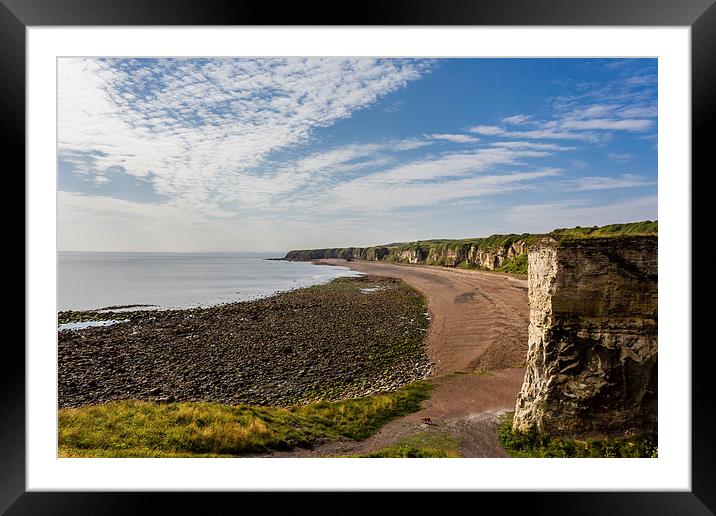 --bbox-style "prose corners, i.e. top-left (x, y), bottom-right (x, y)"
top-left (58, 58), bottom-right (657, 252)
